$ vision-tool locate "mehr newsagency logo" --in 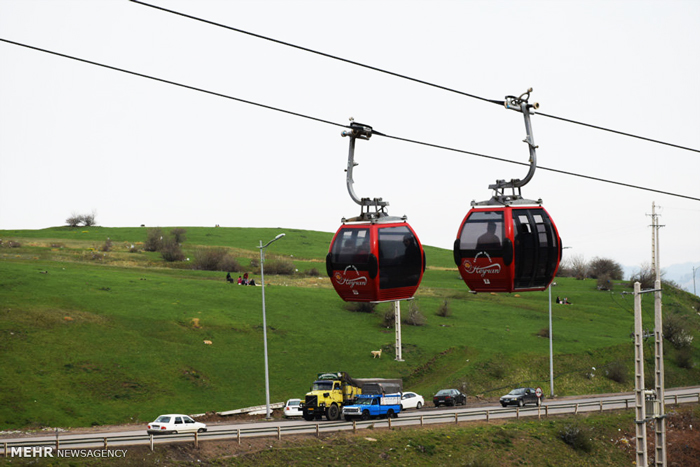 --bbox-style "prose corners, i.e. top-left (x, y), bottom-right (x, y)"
top-left (11, 447), bottom-right (127, 458)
